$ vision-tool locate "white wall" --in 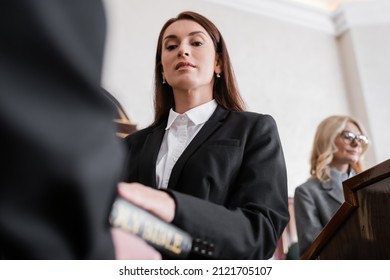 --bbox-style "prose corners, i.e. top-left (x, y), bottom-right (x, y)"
top-left (347, 24), bottom-right (390, 164)
top-left (102, 0), bottom-right (390, 196)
